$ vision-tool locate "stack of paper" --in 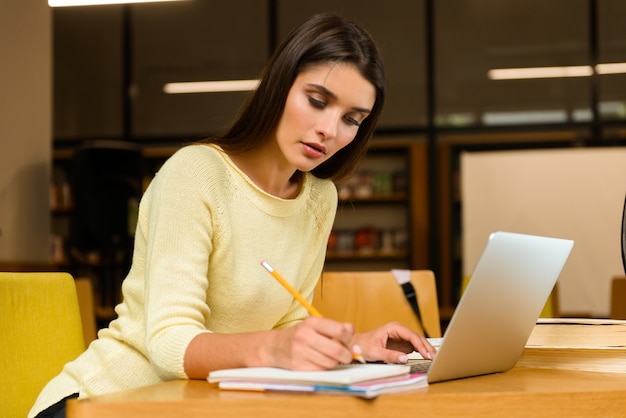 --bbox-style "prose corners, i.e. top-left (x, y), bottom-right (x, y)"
top-left (208, 363), bottom-right (428, 398)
